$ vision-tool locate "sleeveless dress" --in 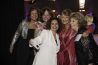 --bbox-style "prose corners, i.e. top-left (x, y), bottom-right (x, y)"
top-left (12, 29), bottom-right (35, 65)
